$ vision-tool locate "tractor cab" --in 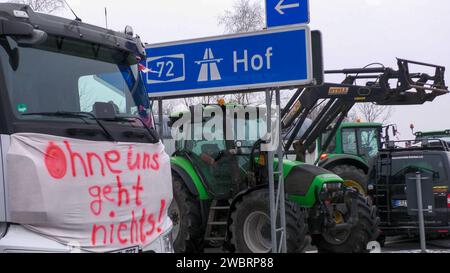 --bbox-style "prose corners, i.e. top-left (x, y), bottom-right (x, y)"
top-left (170, 104), bottom-right (267, 198)
top-left (316, 122), bottom-right (382, 194)
top-left (318, 122), bottom-right (382, 165)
